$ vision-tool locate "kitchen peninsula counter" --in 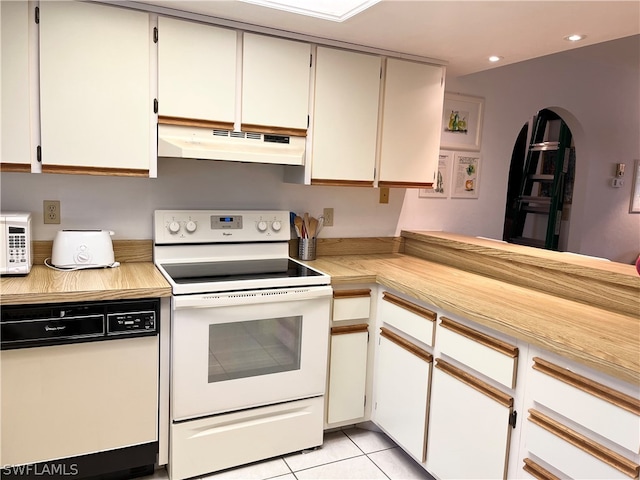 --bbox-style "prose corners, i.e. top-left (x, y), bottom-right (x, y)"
top-left (308, 231), bottom-right (640, 387)
top-left (0, 262), bottom-right (172, 305)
